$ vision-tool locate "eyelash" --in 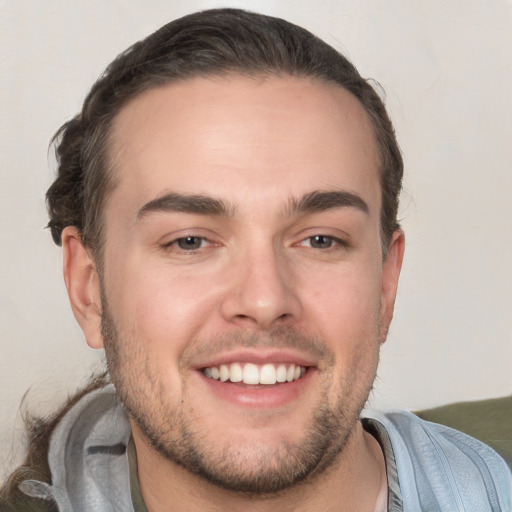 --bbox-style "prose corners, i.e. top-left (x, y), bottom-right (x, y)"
top-left (297, 235), bottom-right (348, 251)
top-left (164, 234), bottom-right (348, 254)
top-left (165, 236), bottom-right (212, 252)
